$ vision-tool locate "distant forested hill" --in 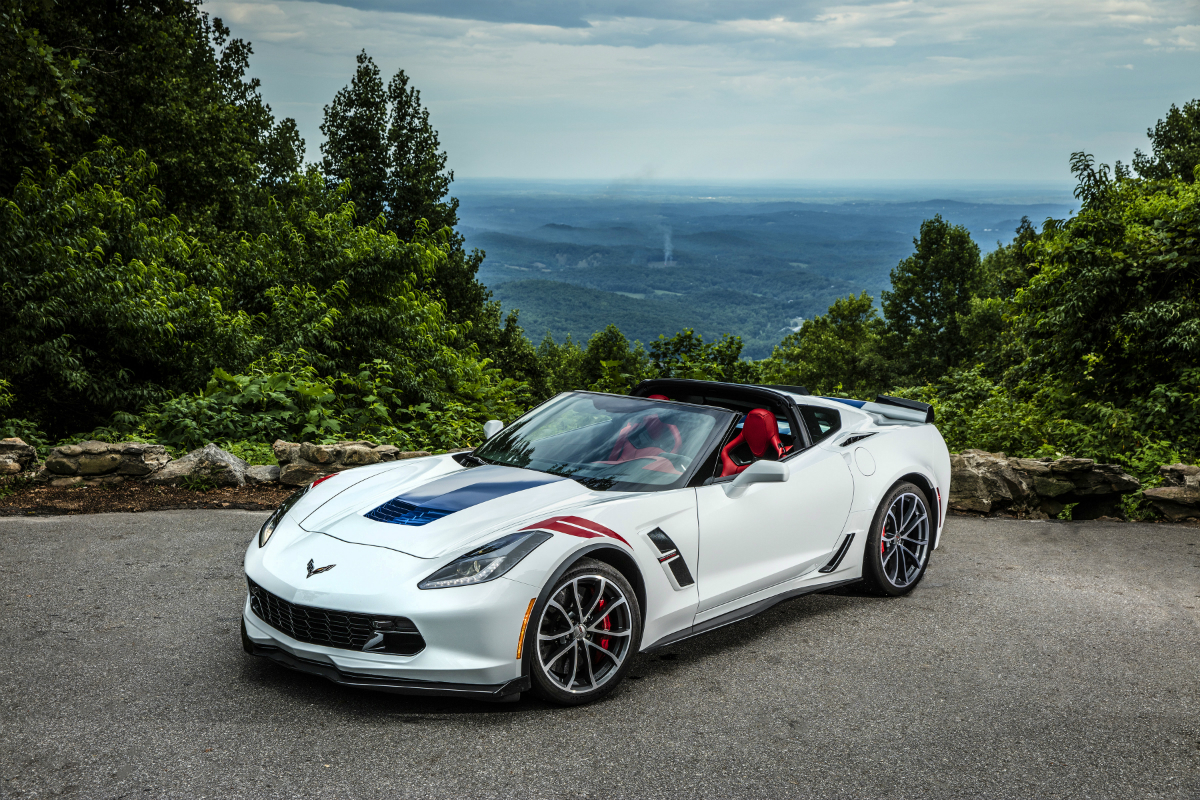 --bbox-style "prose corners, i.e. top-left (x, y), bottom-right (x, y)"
top-left (492, 279), bottom-right (833, 357)
top-left (458, 191), bottom-right (1076, 357)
